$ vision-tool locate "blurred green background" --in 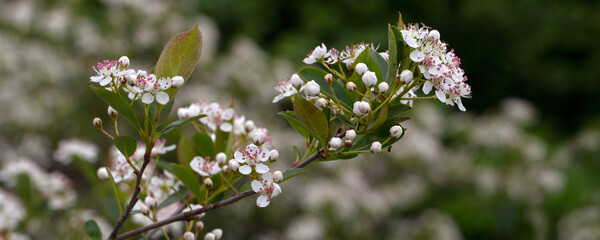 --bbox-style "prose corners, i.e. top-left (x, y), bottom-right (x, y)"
top-left (0, 0), bottom-right (599, 239)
